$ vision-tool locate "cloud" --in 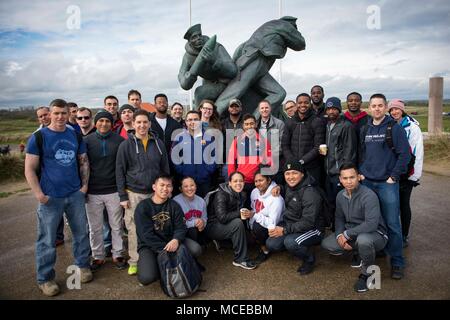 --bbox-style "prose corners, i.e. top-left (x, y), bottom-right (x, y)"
top-left (0, 0), bottom-right (449, 108)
